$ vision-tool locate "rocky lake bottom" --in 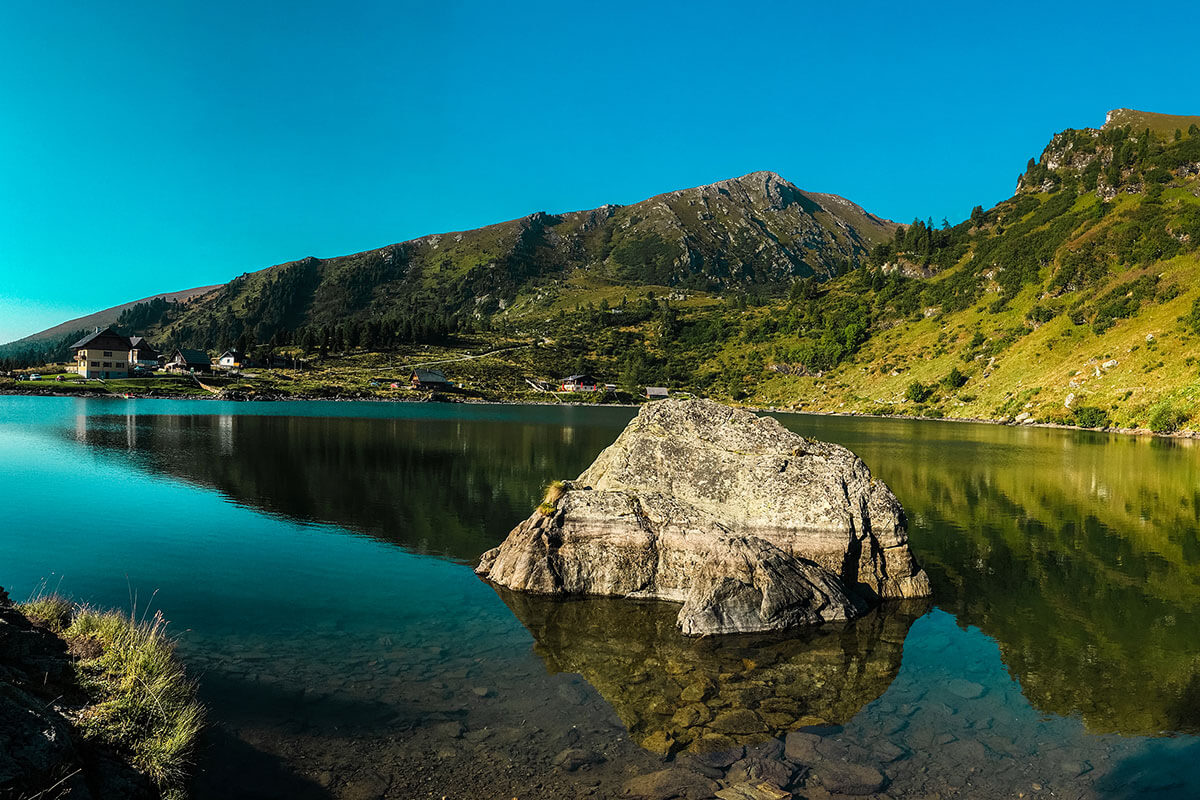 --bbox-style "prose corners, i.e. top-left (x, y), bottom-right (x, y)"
top-left (174, 606), bottom-right (1200, 800)
top-left (3, 397), bottom-right (1200, 798)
